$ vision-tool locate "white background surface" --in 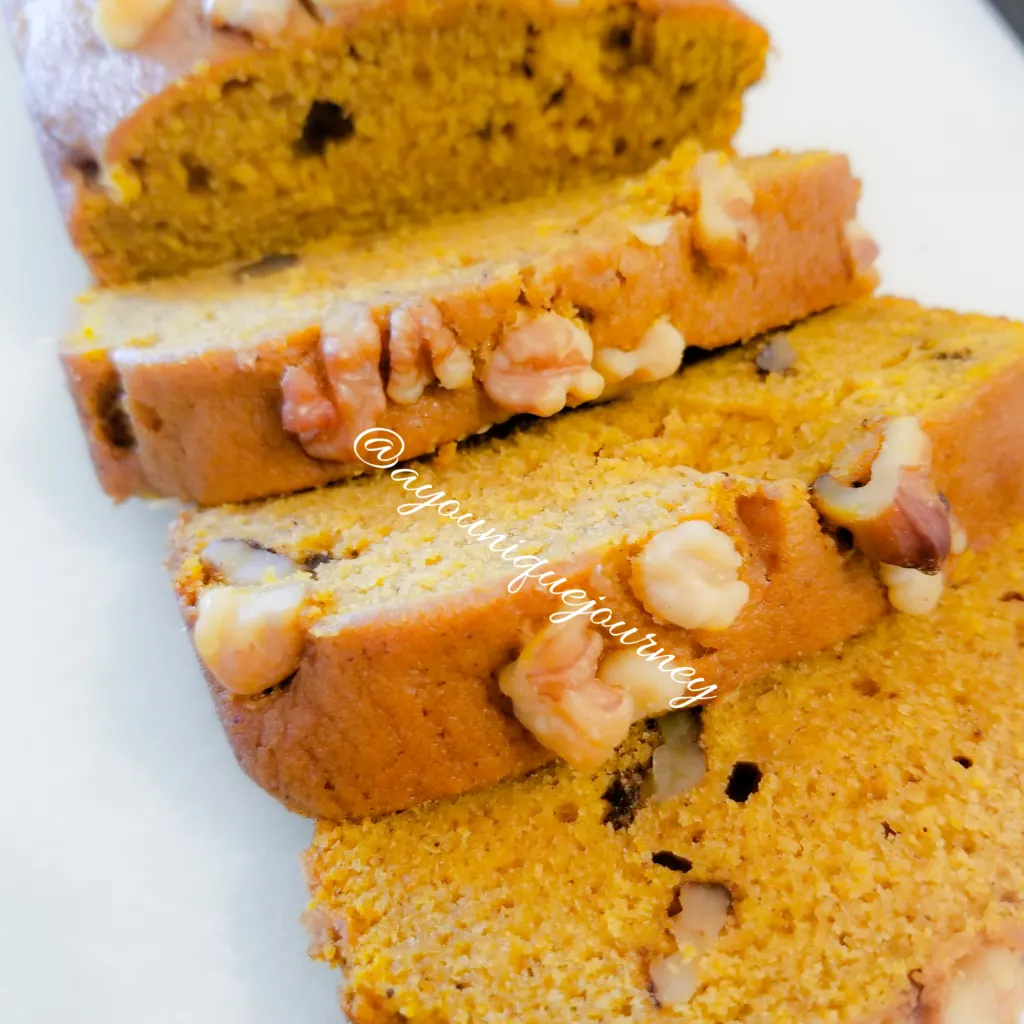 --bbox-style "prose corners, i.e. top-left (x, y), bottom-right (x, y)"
top-left (2, 2), bottom-right (1024, 1021)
